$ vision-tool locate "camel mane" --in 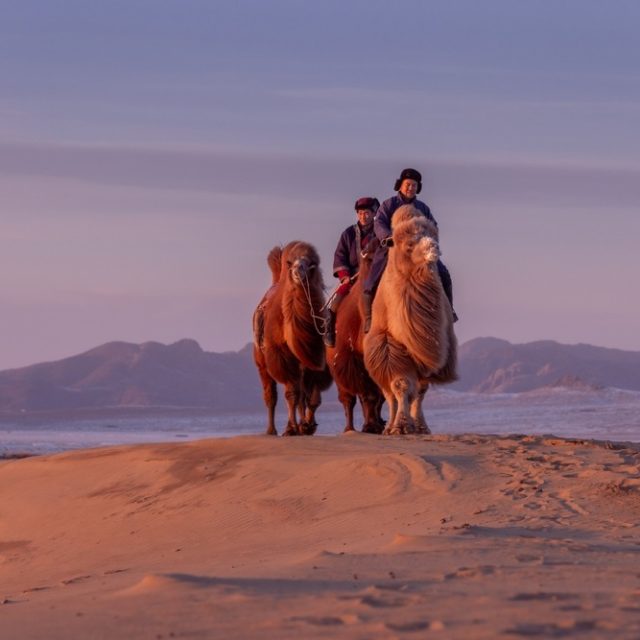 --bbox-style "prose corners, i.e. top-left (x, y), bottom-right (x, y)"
top-left (381, 206), bottom-right (456, 381)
